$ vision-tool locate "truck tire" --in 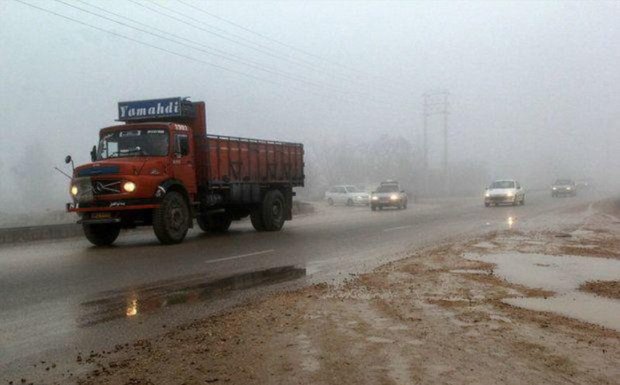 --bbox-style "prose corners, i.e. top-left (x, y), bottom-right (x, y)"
top-left (153, 191), bottom-right (189, 245)
top-left (261, 190), bottom-right (285, 231)
top-left (197, 212), bottom-right (232, 233)
top-left (83, 223), bottom-right (120, 246)
top-left (250, 209), bottom-right (266, 231)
